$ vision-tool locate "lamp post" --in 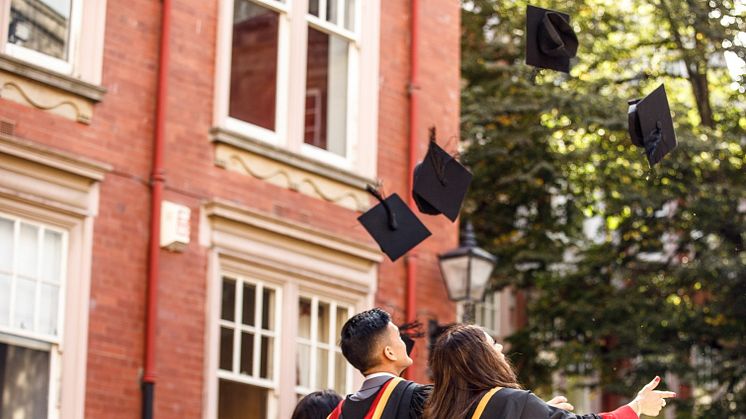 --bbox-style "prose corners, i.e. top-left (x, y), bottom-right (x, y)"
top-left (437, 221), bottom-right (497, 323)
